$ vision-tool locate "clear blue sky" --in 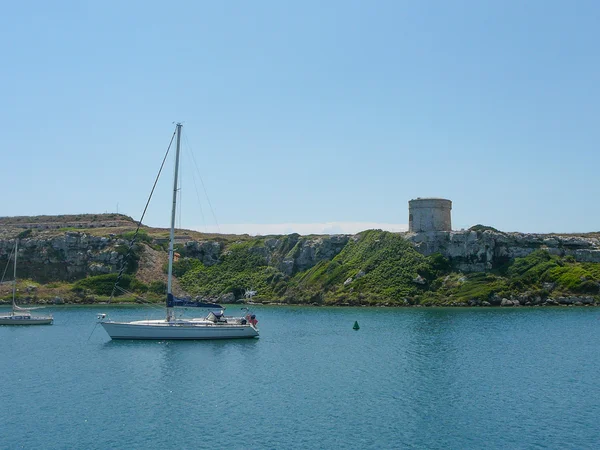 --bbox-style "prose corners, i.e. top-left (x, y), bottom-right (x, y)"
top-left (2, 0), bottom-right (599, 234)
